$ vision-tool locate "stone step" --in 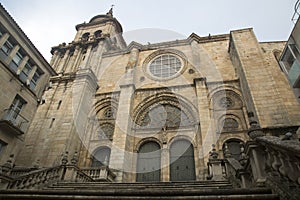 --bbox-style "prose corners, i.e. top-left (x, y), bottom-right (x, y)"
top-left (0, 188), bottom-right (279, 200)
top-left (47, 181), bottom-right (232, 191)
top-left (51, 180), bottom-right (232, 187)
